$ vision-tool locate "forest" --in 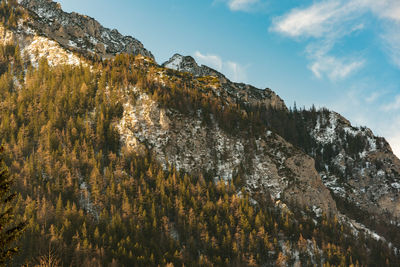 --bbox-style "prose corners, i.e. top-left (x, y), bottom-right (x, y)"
top-left (0, 40), bottom-right (396, 266)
